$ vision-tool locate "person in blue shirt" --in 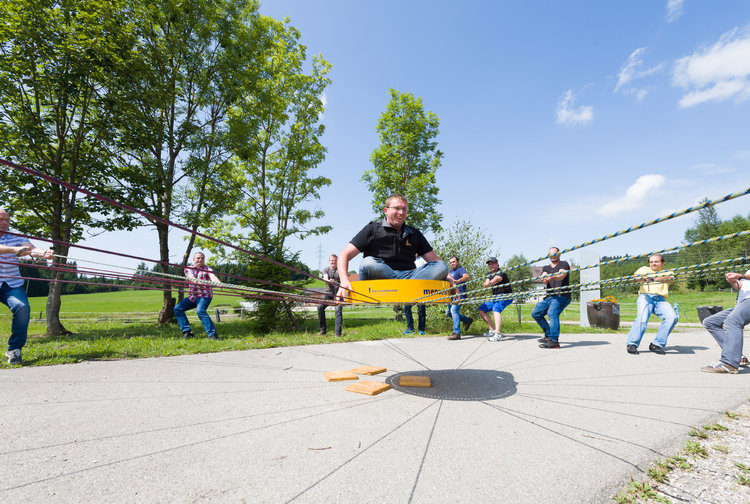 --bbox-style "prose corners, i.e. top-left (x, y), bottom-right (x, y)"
top-left (446, 255), bottom-right (473, 340)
